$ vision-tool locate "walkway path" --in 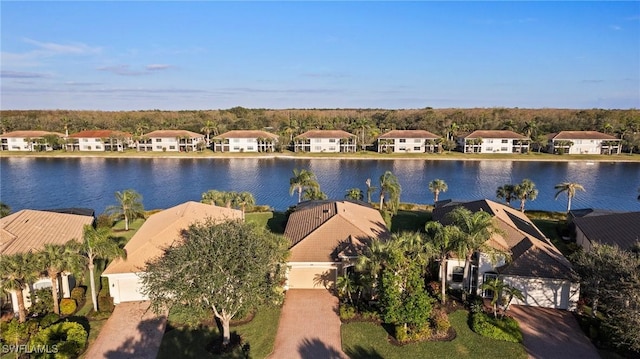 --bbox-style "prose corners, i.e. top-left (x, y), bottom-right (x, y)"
top-left (268, 289), bottom-right (348, 359)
